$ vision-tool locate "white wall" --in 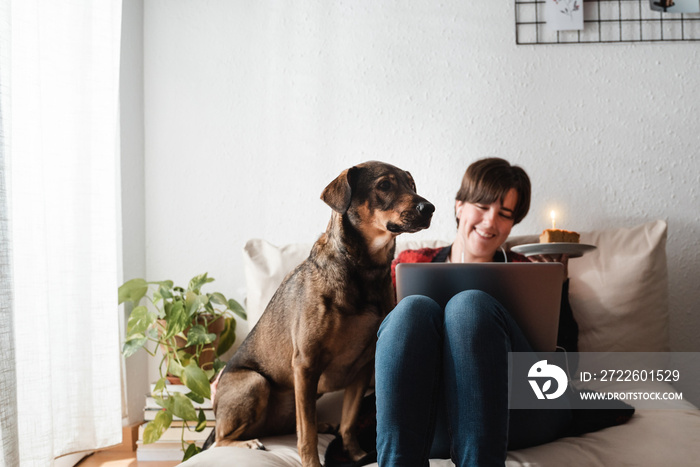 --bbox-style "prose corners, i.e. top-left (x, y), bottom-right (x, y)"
top-left (131, 1), bottom-right (699, 401)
